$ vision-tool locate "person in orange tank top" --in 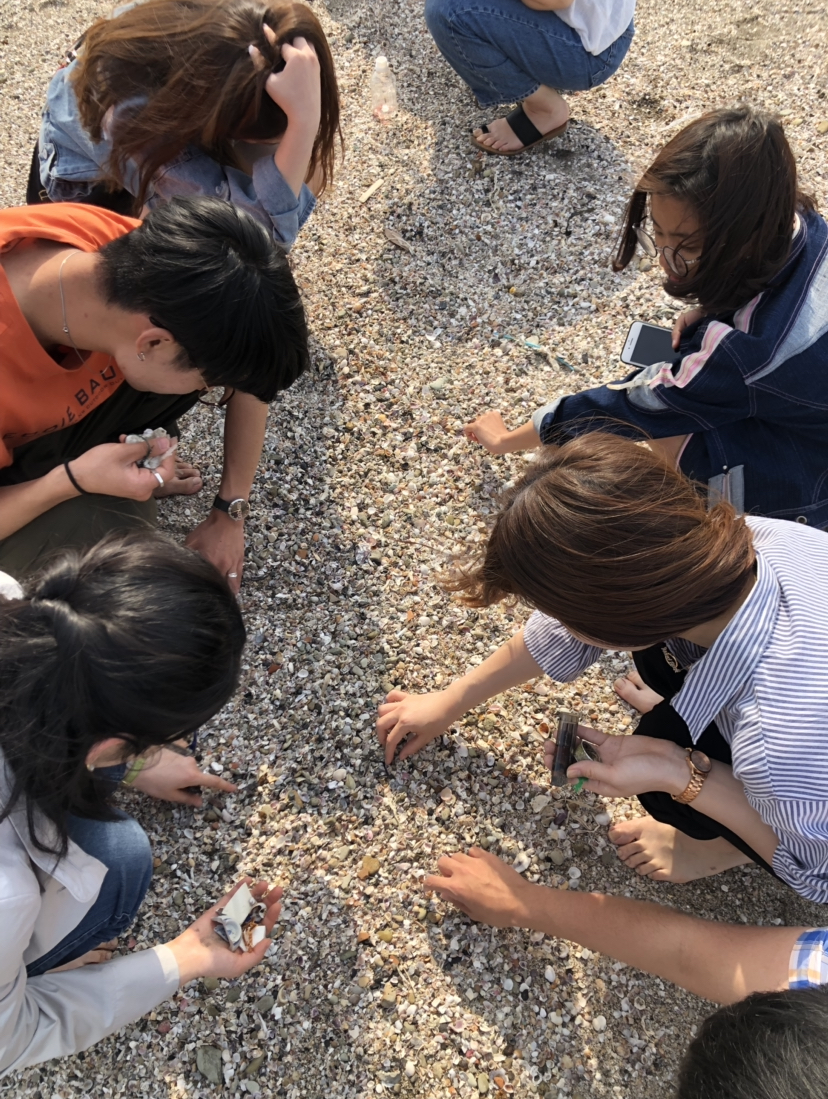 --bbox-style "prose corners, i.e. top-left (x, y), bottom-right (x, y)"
top-left (0, 196), bottom-right (308, 584)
